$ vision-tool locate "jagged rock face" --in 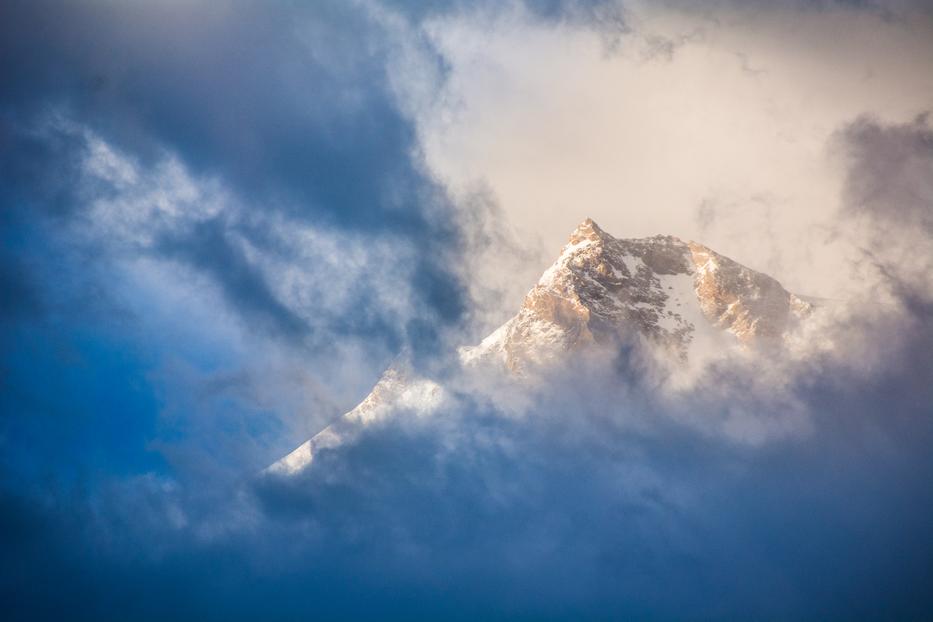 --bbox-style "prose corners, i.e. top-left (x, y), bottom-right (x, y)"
top-left (270, 218), bottom-right (814, 475)
top-left (464, 219), bottom-right (812, 371)
top-left (689, 242), bottom-right (812, 341)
